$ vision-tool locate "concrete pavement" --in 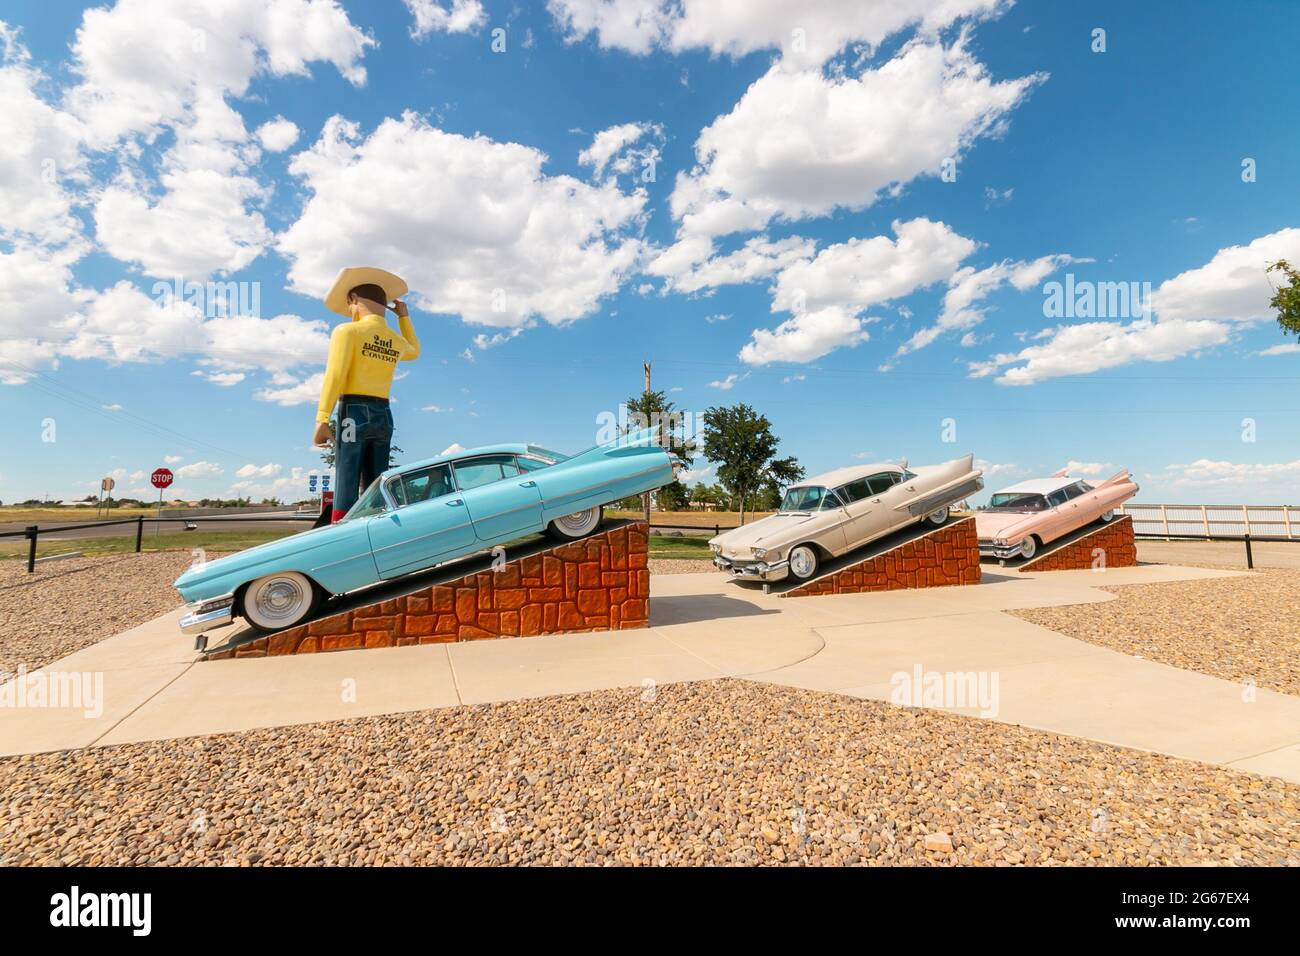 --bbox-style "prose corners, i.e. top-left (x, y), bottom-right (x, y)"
top-left (3, 560), bottom-right (1299, 785)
